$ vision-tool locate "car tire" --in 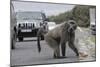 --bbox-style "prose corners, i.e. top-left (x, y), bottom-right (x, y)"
top-left (41, 35), bottom-right (44, 40)
top-left (18, 37), bottom-right (23, 41)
